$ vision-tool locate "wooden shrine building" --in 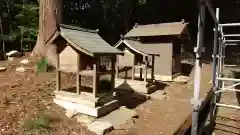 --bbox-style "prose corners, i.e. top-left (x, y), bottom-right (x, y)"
top-left (114, 38), bottom-right (160, 94)
top-left (115, 39), bottom-right (160, 81)
top-left (123, 21), bottom-right (189, 81)
top-left (48, 24), bottom-right (123, 117)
